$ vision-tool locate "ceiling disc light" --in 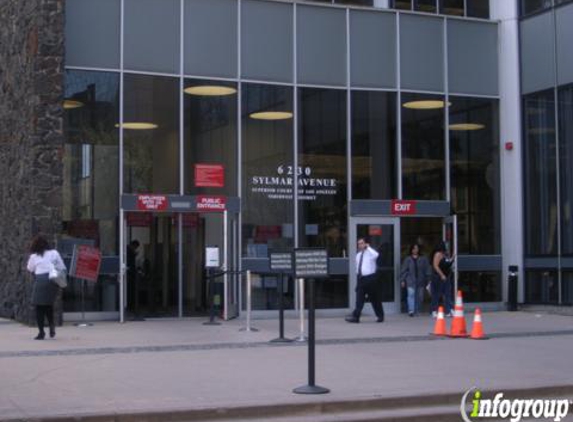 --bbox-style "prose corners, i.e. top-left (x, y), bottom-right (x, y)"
top-left (63, 99), bottom-right (84, 109)
top-left (250, 111), bottom-right (293, 121)
top-left (184, 86), bottom-right (237, 96)
top-left (449, 123), bottom-right (485, 131)
top-left (115, 122), bottom-right (158, 130)
top-left (402, 100), bottom-right (451, 110)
